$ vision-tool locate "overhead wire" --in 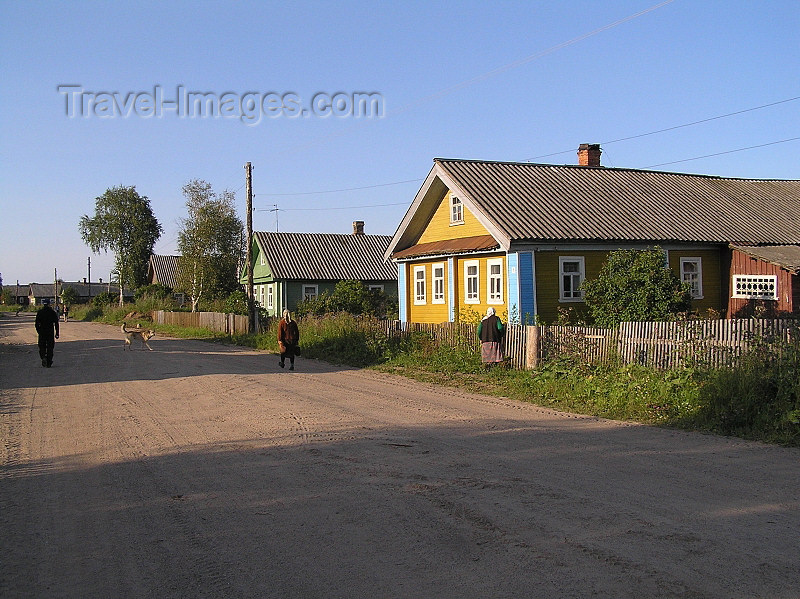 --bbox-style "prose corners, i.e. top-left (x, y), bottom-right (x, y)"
top-left (255, 201), bottom-right (407, 212)
top-left (523, 96), bottom-right (800, 162)
top-left (268, 0), bottom-right (675, 158)
top-left (252, 95), bottom-right (800, 203)
top-left (257, 179), bottom-right (422, 197)
top-left (641, 137), bottom-right (800, 169)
